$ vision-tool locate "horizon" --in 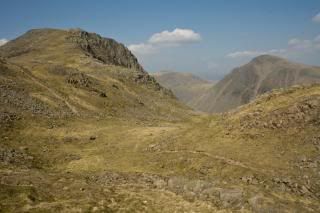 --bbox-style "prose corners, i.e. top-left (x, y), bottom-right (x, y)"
top-left (1, 0), bottom-right (320, 80)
